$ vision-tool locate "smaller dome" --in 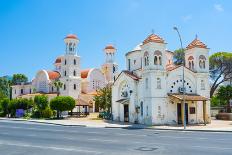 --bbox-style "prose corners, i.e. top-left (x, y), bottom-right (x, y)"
top-left (133, 43), bottom-right (142, 51)
top-left (143, 34), bottom-right (165, 45)
top-left (104, 44), bottom-right (116, 54)
top-left (105, 45), bottom-right (115, 50)
top-left (186, 38), bottom-right (207, 50)
top-left (65, 34), bottom-right (78, 40)
top-left (55, 57), bottom-right (62, 64)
